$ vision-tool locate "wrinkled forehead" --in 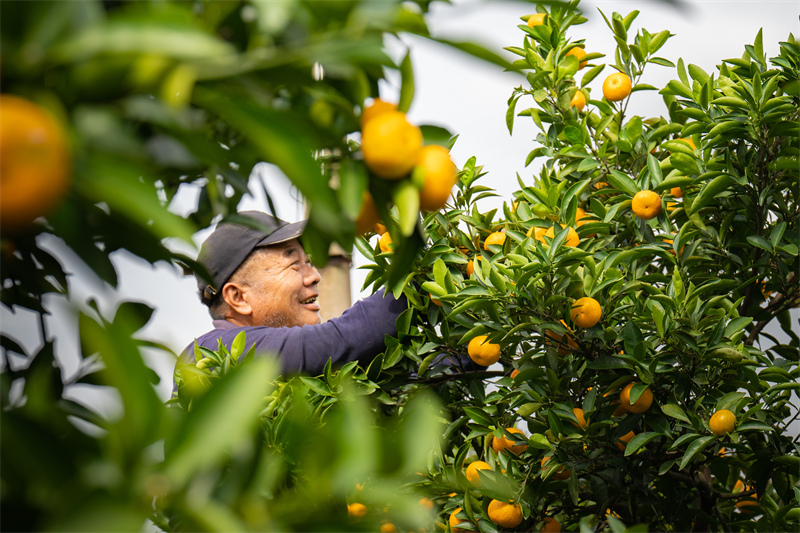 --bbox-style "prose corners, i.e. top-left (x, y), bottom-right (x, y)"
top-left (252, 238), bottom-right (308, 265)
top-left (263, 238), bottom-right (304, 255)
